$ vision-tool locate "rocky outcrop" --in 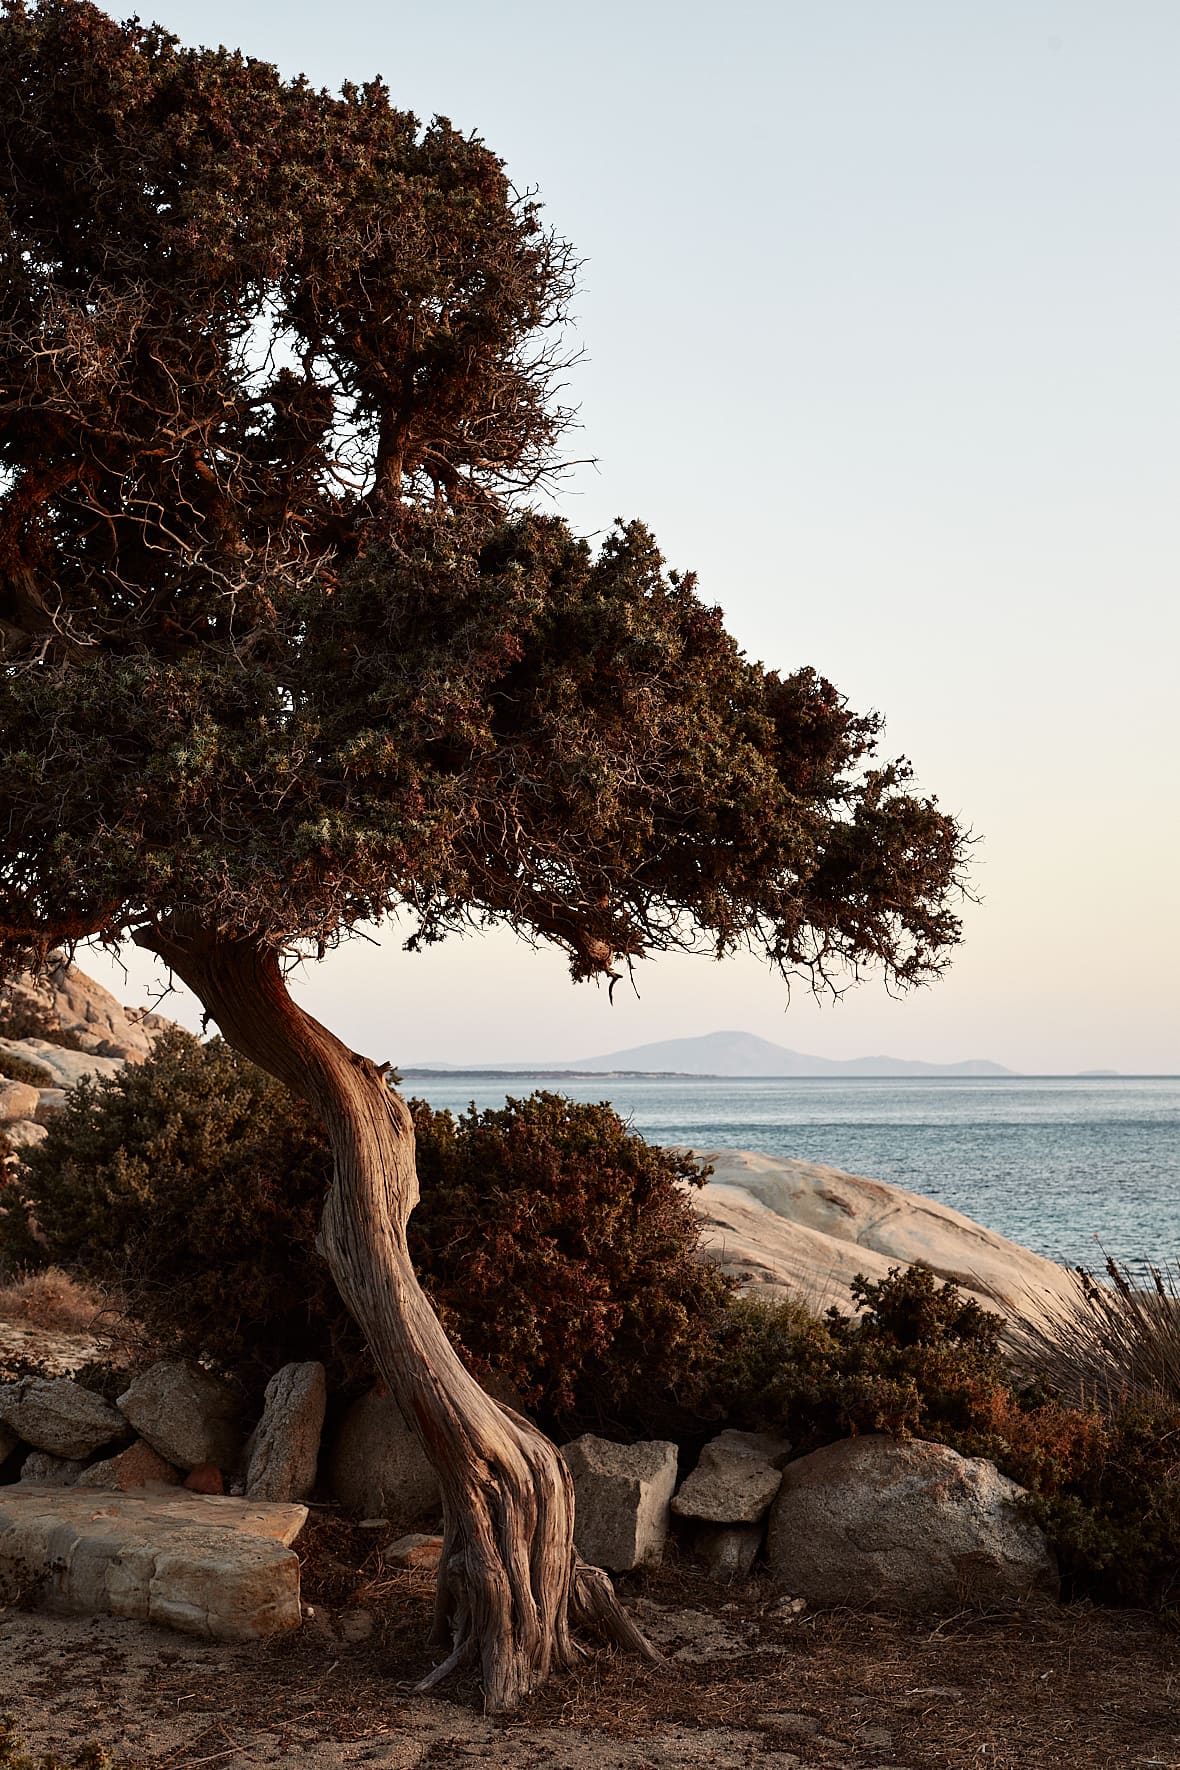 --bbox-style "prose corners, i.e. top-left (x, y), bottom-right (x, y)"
top-left (0, 1041), bottom-right (125, 1091)
top-left (116, 1362), bottom-right (242, 1473)
top-left (0, 1378), bottom-right (128, 1460)
top-left (0, 1079), bottom-right (41, 1124)
top-left (562, 1434), bottom-right (678, 1572)
top-left (686, 1148), bottom-right (1077, 1325)
top-left (327, 1386), bottom-right (439, 1522)
top-left (0, 957), bottom-right (165, 1062)
top-left (0, 958), bottom-right (175, 1168)
top-left (3, 1119), bottom-right (46, 1151)
top-left (244, 1361), bottom-right (326, 1503)
top-left (0, 1485), bottom-right (306, 1640)
top-left (766, 1435), bottom-right (1058, 1610)
top-left (672, 1430), bottom-right (789, 1527)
